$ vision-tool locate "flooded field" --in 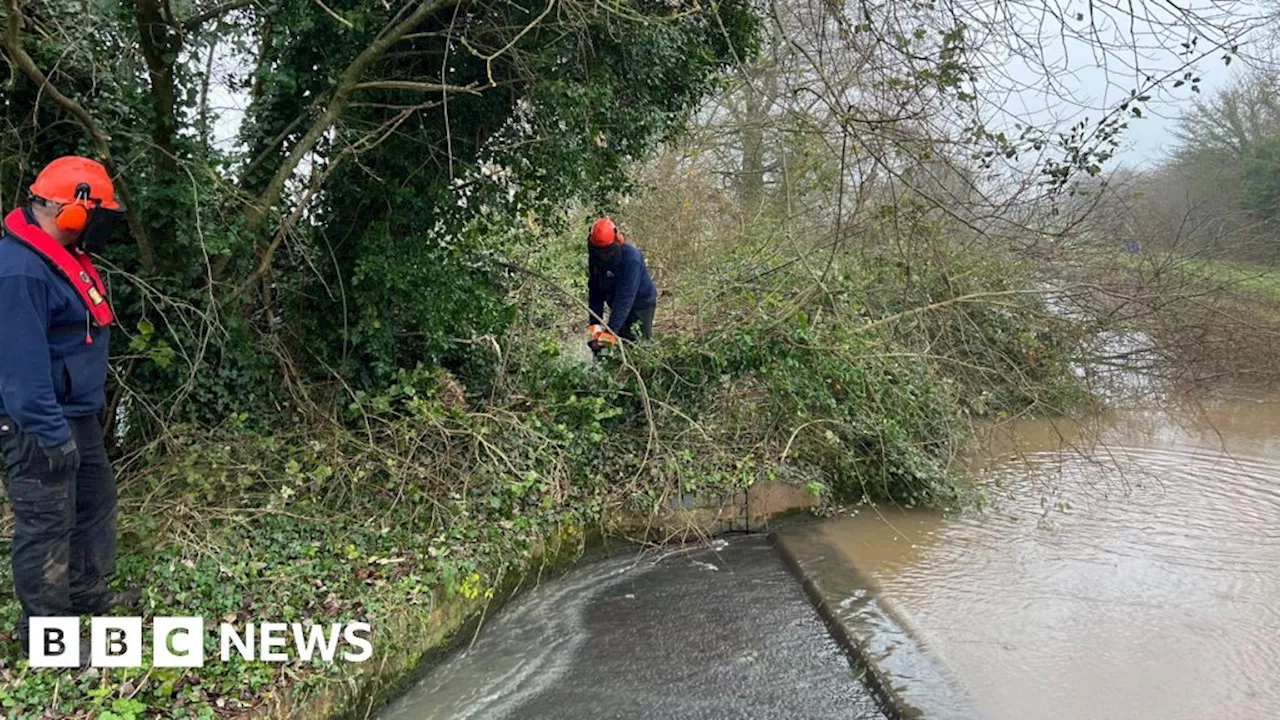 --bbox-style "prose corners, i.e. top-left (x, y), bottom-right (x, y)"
top-left (819, 399), bottom-right (1280, 720)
